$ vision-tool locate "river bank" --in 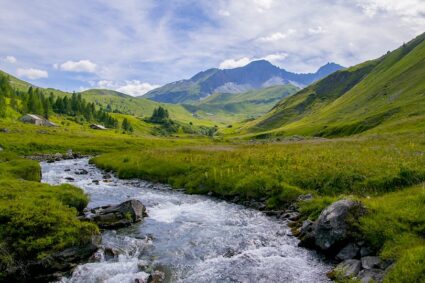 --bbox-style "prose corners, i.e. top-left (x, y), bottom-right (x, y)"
top-left (41, 158), bottom-right (332, 283)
